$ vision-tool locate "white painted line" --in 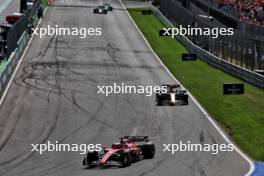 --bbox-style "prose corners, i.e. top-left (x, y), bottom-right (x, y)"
top-left (0, 8), bottom-right (47, 107)
top-left (119, 1), bottom-right (255, 175)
